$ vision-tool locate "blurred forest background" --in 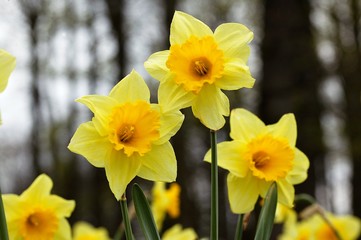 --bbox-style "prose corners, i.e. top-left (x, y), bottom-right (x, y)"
top-left (0, 0), bottom-right (360, 239)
